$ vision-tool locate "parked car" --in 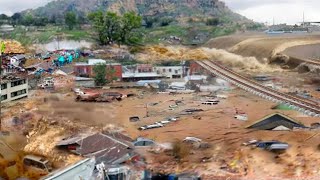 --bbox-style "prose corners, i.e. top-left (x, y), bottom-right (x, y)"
top-left (23, 155), bottom-right (52, 174)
